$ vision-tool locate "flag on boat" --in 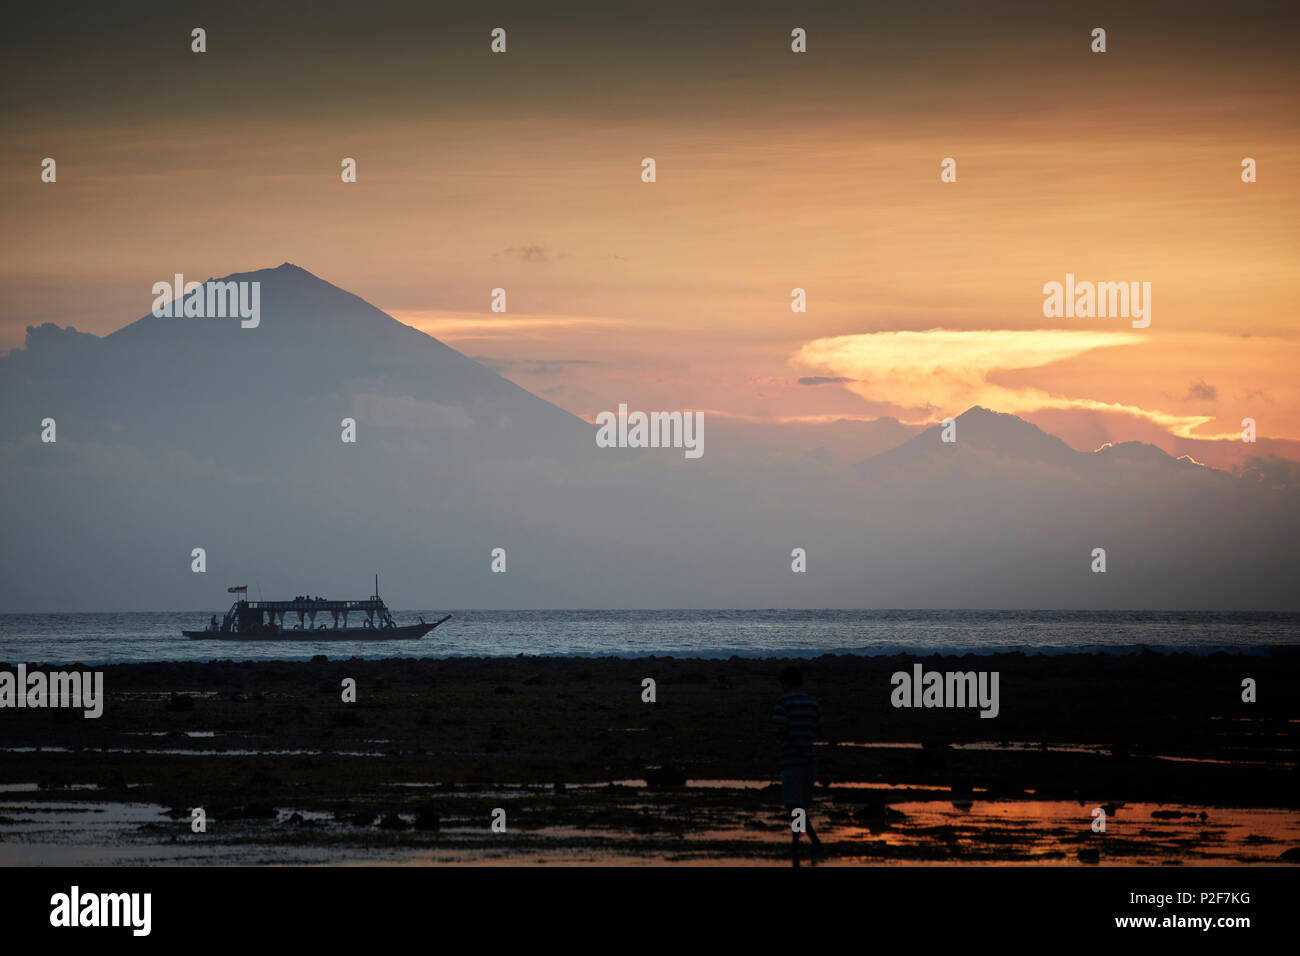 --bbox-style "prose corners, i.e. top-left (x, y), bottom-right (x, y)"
top-left (227, 585), bottom-right (248, 593)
